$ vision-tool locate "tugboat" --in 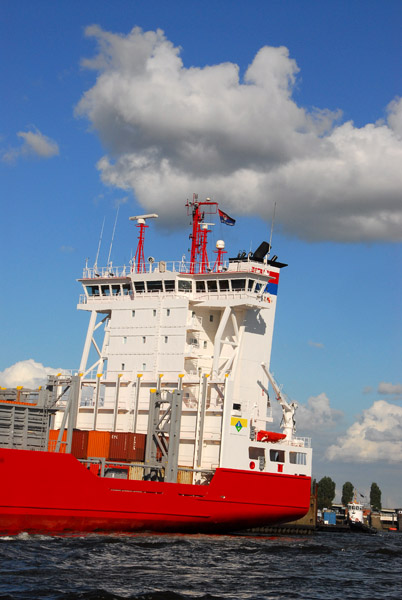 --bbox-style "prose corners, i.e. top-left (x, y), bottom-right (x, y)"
top-left (347, 492), bottom-right (377, 534)
top-left (0, 196), bottom-right (312, 535)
